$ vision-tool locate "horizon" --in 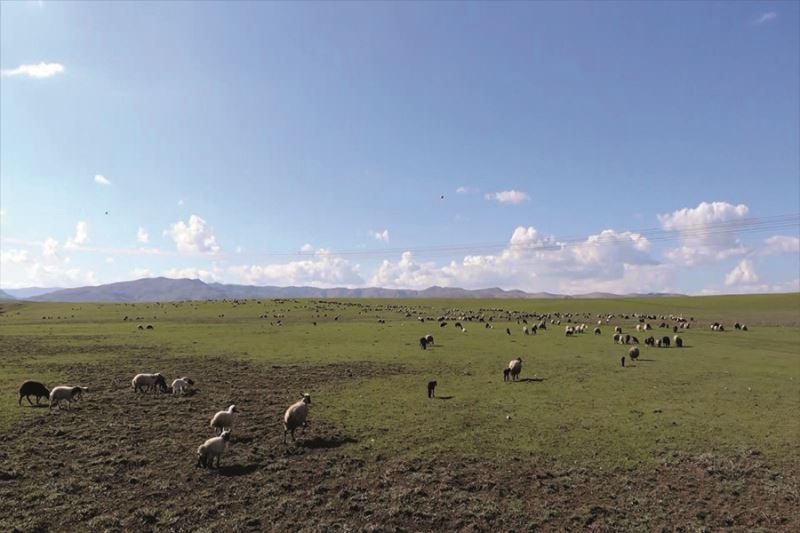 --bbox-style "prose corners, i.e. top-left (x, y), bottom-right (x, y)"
top-left (2, 1), bottom-right (799, 295)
